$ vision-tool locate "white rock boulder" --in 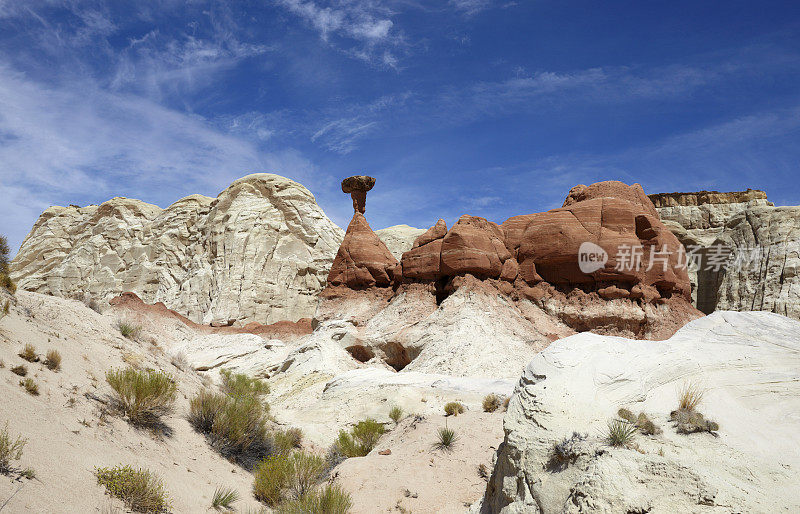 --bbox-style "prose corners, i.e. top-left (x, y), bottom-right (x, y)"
top-left (481, 311), bottom-right (800, 513)
top-left (10, 174), bottom-right (344, 325)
